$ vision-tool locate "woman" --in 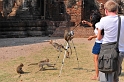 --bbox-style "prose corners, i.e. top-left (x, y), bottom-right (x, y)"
top-left (82, 10), bottom-right (102, 80)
